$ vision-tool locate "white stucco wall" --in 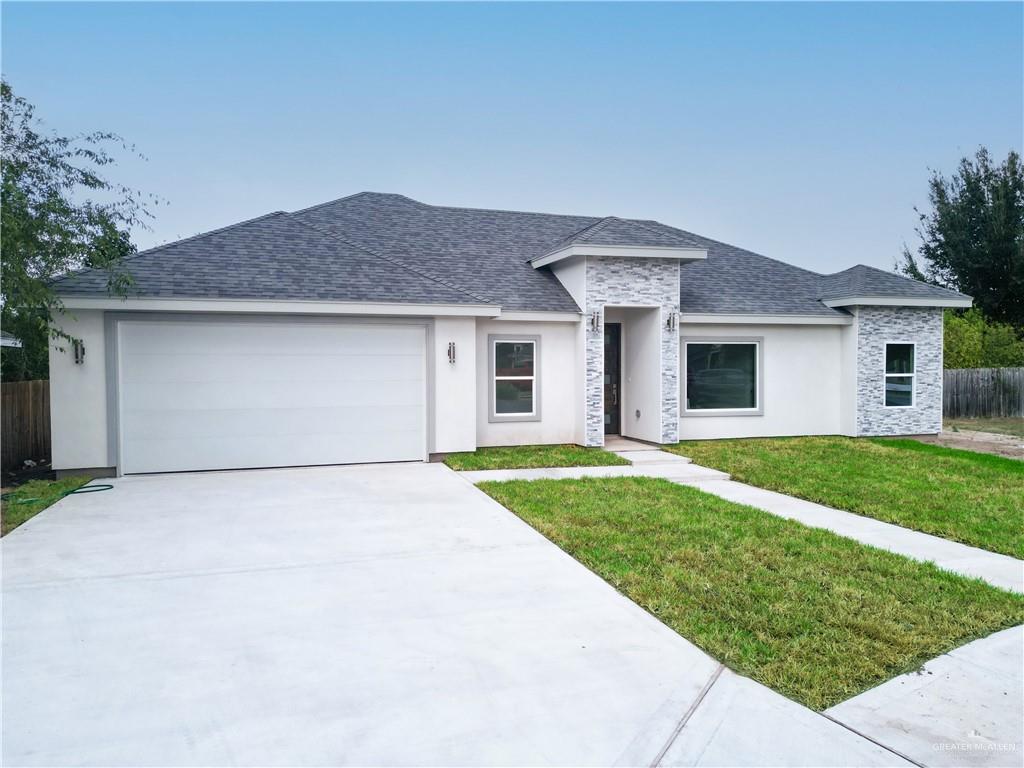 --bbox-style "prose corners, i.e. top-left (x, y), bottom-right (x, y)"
top-left (49, 310), bottom-right (110, 470)
top-left (431, 317), bottom-right (477, 453)
top-left (678, 323), bottom-right (844, 440)
top-left (475, 320), bottom-right (580, 447)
